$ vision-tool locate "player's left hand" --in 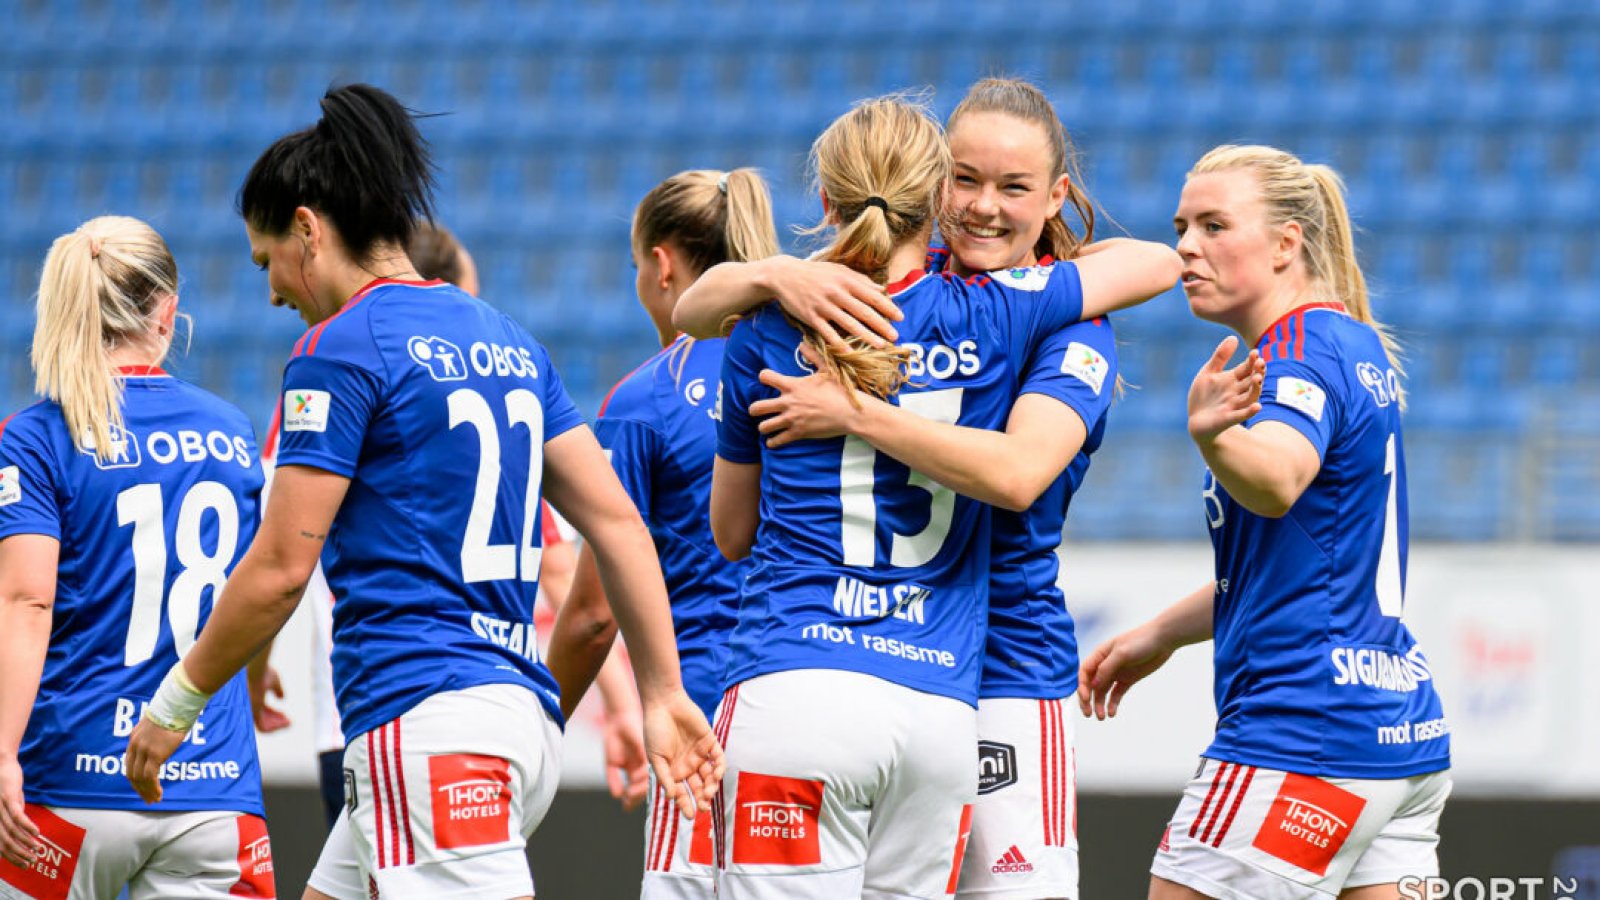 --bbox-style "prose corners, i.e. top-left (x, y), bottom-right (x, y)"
top-left (751, 368), bottom-right (862, 447)
top-left (1187, 336), bottom-right (1264, 442)
top-left (123, 718), bottom-right (187, 804)
top-left (247, 664), bottom-right (291, 733)
top-left (642, 689), bottom-right (725, 819)
top-left (603, 707), bottom-right (650, 812)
